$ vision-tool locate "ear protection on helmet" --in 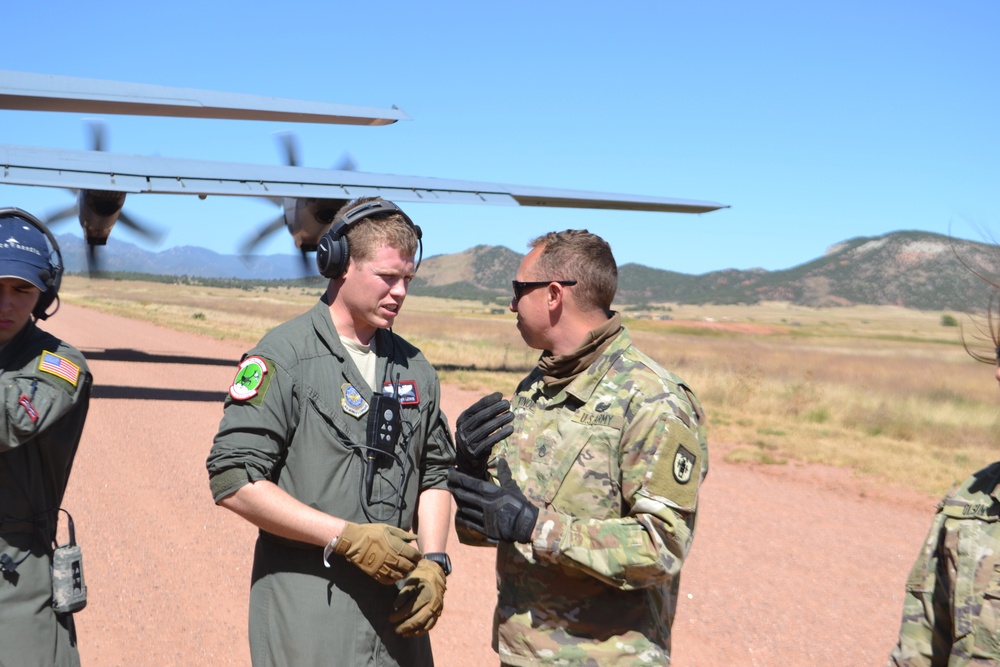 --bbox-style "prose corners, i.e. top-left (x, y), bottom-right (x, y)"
top-left (315, 198), bottom-right (423, 280)
top-left (0, 207), bottom-right (63, 320)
